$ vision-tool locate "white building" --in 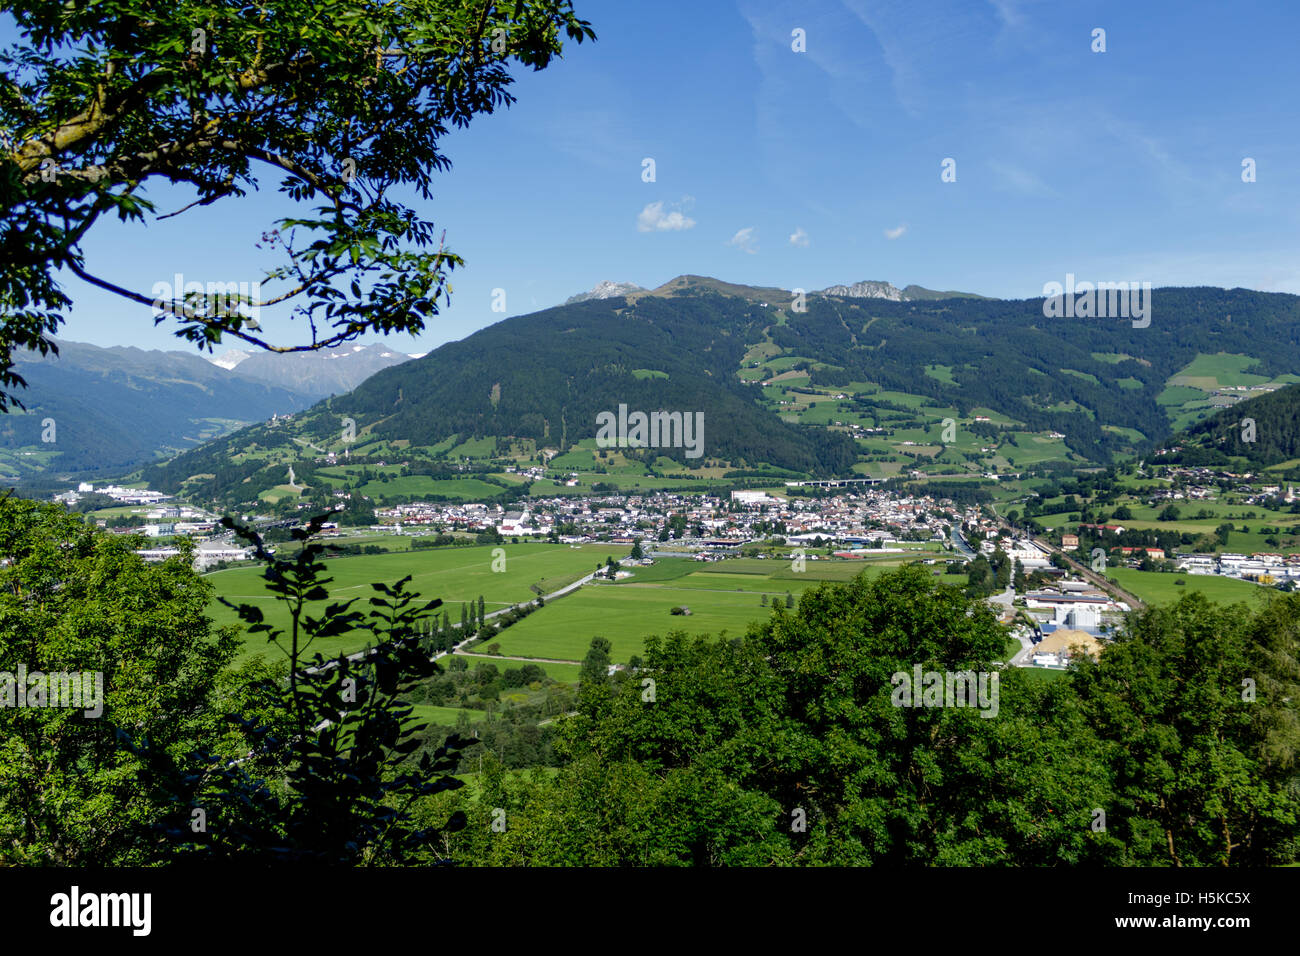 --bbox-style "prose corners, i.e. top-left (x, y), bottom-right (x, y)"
top-left (1005, 540), bottom-right (1051, 569)
top-left (194, 545), bottom-right (254, 570)
top-left (499, 509), bottom-right (542, 535)
top-left (136, 547), bottom-right (181, 562)
top-left (1052, 603), bottom-right (1101, 630)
